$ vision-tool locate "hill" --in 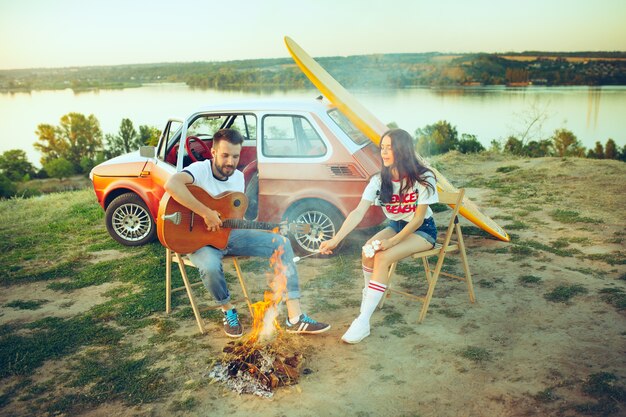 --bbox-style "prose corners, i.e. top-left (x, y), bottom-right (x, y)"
top-left (1, 51), bottom-right (626, 93)
top-left (0, 153), bottom-right (625, 416)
